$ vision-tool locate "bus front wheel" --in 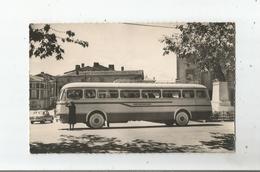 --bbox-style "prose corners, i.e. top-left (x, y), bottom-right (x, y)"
top-left (88, 113), bottom-right (105, 129)
top-left (175, 111), bottom-right (189, 126)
